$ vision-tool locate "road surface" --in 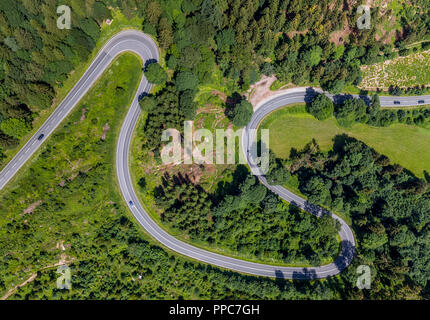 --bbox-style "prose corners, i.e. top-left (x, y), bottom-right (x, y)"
top-left (1, 30), bottom-right (428, 279)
